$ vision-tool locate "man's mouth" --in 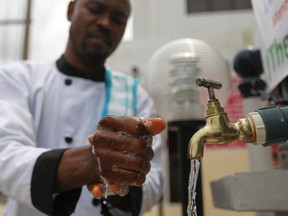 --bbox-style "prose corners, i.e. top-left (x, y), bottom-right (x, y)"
top-left (87, 30), bottom-right (111, 46)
